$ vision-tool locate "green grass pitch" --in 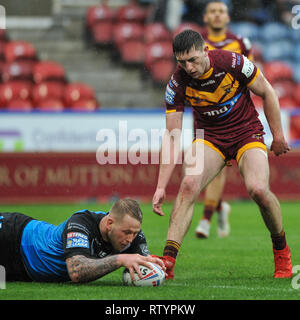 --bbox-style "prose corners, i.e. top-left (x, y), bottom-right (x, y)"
top-left (0, 201), bottom-right (299, 300)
